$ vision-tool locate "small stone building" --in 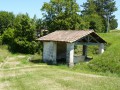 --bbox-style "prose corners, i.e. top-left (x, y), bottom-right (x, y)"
top-left (37, 30), bottom-right (106, 67)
